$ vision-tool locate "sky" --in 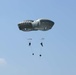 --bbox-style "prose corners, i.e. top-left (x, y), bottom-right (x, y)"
top-left (0, 0), bottom-right (76, 75)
